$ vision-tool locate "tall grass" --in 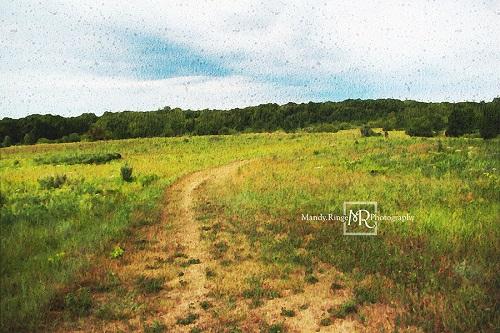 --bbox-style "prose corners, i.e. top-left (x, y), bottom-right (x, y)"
top-left (0, 131), bottom-right (498, 331)
top-left (206, 134), bottom-right (499, 332)
top-left (0, 133), bottom-right (313, 331)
